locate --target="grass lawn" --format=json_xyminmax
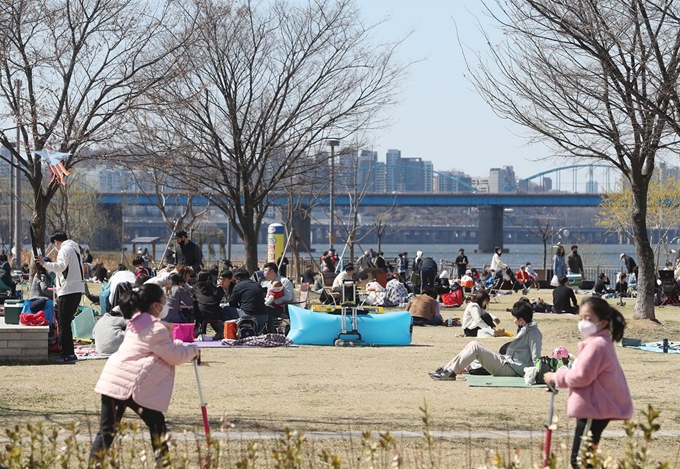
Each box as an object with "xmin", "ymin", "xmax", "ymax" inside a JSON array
[{"xmin": 2, "ymin": 286, "xmax": 680, "ymax": 467}]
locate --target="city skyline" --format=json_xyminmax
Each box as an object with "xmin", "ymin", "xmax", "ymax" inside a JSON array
[{"xmin": 356, "ymin": 0, "xmax": 569, "ymax": 178}]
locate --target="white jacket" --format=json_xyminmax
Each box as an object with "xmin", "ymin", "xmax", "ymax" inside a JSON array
[
  {"xmin": 43, "ymin": 239, "xmax": 85, "ymax": 297},
  {"xmin": 461, "ymin": 303, "xmax": 496, "ymax": 337},
  {"xmin": 490, "ymin": 253, "xmax": 507, "ymax": 272}
]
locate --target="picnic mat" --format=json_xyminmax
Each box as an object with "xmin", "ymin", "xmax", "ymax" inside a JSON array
[
  {"xmin": 465, "ymin": 375, "xmax": 547, "ymax": 388},
  {"xmin": 621, "ymin": 340, "xmax": 680, "ymax": 354},
  {"xmin": 185, "ymin": 334, "xmax": 298, "ymax": 348},
  {"xmin": 74, "ymin": 346, "xmax": 110, "ymax": 360}
]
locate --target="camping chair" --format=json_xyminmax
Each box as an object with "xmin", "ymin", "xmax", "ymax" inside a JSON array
[
  {"xmin": 321, "ymin": 272, "xmax": 340, "ymax": 305},
  {"xmin": 72, "ymin": 306, "xmax": 97, "ymax": 341},
  {"xmin": 659, "ymin": 270, "xmax": 680, "ymax": 306},
  {"xmin": 268, "ymin": 283, "xmax": 310, "ymax": 335}
]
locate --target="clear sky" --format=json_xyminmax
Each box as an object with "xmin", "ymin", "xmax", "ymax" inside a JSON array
[{"xmin": 357, "ymin": 0, "xmax": 557, "ymax": 180}]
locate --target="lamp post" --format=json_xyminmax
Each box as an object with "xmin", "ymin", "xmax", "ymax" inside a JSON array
[{"xmin": 328, "ymin": 139, "xmax": 340, "ymax": 250}]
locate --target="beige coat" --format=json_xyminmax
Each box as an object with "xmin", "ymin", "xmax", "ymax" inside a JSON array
[{"xmin": 94, "ymin": 312, "xmax": 199, "ymax": 412}]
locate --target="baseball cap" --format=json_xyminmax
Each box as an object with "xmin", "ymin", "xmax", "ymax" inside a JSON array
[
  {"xmin": 175, "ymin": 230, "xmax": 188, "ymax": 238},
  {"xmin": 620, "ymin": 253, "xmax": 626, "ymax": 259}
]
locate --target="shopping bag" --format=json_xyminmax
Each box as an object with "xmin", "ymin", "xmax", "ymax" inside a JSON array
[
  {"xmin": 550, "ymin": 274, "xmax": 559, "ymax": 287},
  {"xmin": 172, "ymin": 323, "xmax": 195, "ymax": 342}
]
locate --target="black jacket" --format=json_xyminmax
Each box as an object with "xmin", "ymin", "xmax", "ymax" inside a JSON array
[
  {"xmin": 229, "ymin": 279, "xmax": 266, "ymax": 315},
  {"xmin": 193, "ymin": 281, "xmax": 223, "ymax": 321},
  {"xmin": 175, "ymin": 239, "xmax": 203, "ymax": 273}
]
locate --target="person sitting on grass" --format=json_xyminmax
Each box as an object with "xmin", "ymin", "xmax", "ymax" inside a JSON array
[
  {"xmin": 461, "ymin": 291, "xmax": 503, "ymax": 337},
  {"xmin": 428, "ymin": 300, "xmax": 542, "ymax": 381},
  {"xmin": 406, "ymin": 287, "xmax": 443, "ymax": 326},
  {"xmin": 552, "ymin": 276, "xmax": 578, "ymax": 314}
]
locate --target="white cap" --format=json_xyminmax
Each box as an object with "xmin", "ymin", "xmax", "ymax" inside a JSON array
[
  {"xmin": 620, "ymin": 253, "xmax": 626, "ymax": 259},
  {"xmin": 439, "ymin": 270, "xmax": 450, "ymax": 279},
  {"xmin": 465, "ymin": 269, "xmax": 472, "ymax": 275}
]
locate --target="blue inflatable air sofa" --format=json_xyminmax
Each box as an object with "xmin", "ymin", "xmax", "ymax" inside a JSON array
[{"xmin": 286, "ymin": 305, "xmax": 412, "ymax": 346}]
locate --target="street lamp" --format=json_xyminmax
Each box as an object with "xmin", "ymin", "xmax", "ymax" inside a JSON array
[{"xmin": 328, "ymin": 139, "xmax": 340, "ymax": 250}]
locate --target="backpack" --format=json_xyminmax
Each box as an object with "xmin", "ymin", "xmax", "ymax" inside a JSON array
[
  {"xmin": 237, "ymin": 316, "xmax": 259, "ymax": 339},
  {"xmin": 440, "ymin": 289, "xmax": 464, "ymax": 307},
  {"xmin": 534, "ymin": 356, "xmax": 560, "ymax": 384}
]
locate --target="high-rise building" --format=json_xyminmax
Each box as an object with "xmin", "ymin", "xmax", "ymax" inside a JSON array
[
  {"xmin": 385, "ymin": 149, "xmax": 401, "ymax": 193},
  {"xmin": 488, "ymin": 166, "xmax": 516, "ymax": 193},
  {"xmin": 435, "ymin": 170, "xmax": 473, "ymax": 193}
]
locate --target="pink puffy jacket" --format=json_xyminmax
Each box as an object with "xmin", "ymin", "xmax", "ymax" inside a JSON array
[
  {"xmin": 94, "ymin": 312, "xmax": 199, "ymax": 413},
  {"xmin": 555, "ymin": 329, "xmax": 633, "ymax": 420}
]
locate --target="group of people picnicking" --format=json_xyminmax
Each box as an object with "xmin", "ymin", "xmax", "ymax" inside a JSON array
[{"xmin": 14, "ymin": 230, "xmax": 643, "ymax": 468}]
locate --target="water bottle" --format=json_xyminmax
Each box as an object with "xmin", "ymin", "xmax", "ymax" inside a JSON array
[
  {"xmin": 447, "ymin": 316, "xmax": 453, "ymax": 327},
  {"xmin": 663, "ymin": 338, "xmax": 669, "ymax": 353}
]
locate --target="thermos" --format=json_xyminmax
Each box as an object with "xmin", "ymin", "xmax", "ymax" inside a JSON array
[{"xmin": 663, "ymin": 338, "xmax": 669, "ymax": 353}]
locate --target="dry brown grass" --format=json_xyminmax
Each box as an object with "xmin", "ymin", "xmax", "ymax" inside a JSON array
[{"xmin": 2, "ymin": 287, "xmax": 680, "ymax": 466}]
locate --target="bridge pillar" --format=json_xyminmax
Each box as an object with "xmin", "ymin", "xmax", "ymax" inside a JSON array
[
  {"xmin": 478, "ymin": 205, "xmax": 504, "ymax": 253},
  {"xmin": 284, "ymin": 205, "xmax": 312, "ymax": 252}
]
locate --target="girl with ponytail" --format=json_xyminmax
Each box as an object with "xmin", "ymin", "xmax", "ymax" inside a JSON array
[
  {"xmin": 544, "ymin": 296, "xmax": 632, "ymax": 468},
  {"xmin": 90, "ymin": 283, "xmax": 200, "ymax": 466}
]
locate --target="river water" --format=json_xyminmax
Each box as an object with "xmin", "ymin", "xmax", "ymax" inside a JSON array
[{"xmin": 196, "ymin": 243, "xmax": 658, "ymax": 271}]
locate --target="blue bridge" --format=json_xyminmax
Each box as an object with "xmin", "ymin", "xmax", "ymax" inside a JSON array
[
  {"xmin": 100, "ymin": 192, "xmax": 602, "ymax": 207},
  {"xmin": 100, "ymin": 192, "xmax": 603, "ymax": 253}
]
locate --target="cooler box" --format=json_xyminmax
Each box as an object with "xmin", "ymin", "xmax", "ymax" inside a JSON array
[
  {"xmin": 4, "ymin": 302, "xmax": 24, "ymax": 325},
  {"xmin": 567, "ymin": 273, "xmax": 583, "ymax": 287}
]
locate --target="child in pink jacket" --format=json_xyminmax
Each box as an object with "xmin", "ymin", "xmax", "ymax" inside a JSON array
[
  {"xmin": 89, "ymin": 283, "xmax": 200, "ymax": 467},
  {"xmin": 544, "ymin": 296, "xmax": 633, "ymax": 469}
]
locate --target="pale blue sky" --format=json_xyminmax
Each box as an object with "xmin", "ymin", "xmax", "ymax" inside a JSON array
[{"xmin": 358, "ymin": 0, "xmax": 557, "ymax": 180}]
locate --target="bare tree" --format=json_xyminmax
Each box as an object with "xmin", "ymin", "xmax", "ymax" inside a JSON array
[
  {"xmin": 521, "ymin": 217, "xmax": 560, "ymax": 280},
  {"xmin": 145, "ymin": 0, "xmax": 408, "ymax": 272},
  {"xmin": 463, "ymin": 0, "xmax": 680, "ymax": 320},
  {"xmin": 0, "ymin": 0, "xmax": 191, "ymax": 253},
  {"xmin": 46, "ymin": 173, "xmax": 111, "ymax": 247}
]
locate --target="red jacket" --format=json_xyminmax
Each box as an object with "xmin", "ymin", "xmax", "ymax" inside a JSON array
[{"xmin": 516, "ymin": 269, "xmax": 530, "ymax": 283}]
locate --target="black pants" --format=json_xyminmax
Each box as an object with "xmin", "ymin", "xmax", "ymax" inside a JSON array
[
  {"xmin": 421, "ymin": 269, "xmax": 437, "ymax": 290},
  {"xmin": 571, "ymin": 418, "xmax": 609, "ymax": 469},
  {"xmin": 57, "ymin": 292, "xmax": 82, "ymax": 357},
  {"xmin": 90, "ymin": 395, "xmax": 169, "ymax": 466}
]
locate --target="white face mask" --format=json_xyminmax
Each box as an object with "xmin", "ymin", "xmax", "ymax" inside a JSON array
[
  {"xmin": 158, "ymin": 303, "xmax": 169, "ymax": 320},
  {"xmin": 578, "ymin": 320, "xmax": 598, "ymax": 338}
]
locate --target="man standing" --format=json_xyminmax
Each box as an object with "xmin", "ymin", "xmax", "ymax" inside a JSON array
[
  {"xmin": 454, "ymin": 249, "xmax": 469, "ymax": 279},
  {"xmin": 36, "ymin": 231, "xmax": 84, "ymax": 364},
  {"xmin": 174, "ymin": 230, "xmax": 203, "ymax": 274},
  {"xmin": 566, "ymin": 245, "xmax": 585, "ymax": 280},
  {"xmin": 420, "ymin": 255, "xmax": 438, "ymax": 290},
  {"xmin": 620, "ymin": 253, "xmax": 637, "ymax": 275}
]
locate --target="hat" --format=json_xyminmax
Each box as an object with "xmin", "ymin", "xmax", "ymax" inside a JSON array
[
  {"xmin": 620, "ymin": 253, "xmax": 626, "ymax": 259},
  {"xmin": 175, "ymin": 230, "xmax": 188, "ymax": 238},
  {"xmin": 459, "ymin": 248, "xmax": 464, "ymax": 252},
  {"xmin": 465, "ymin": 269, "xmax": 472, "ymax": 275},
  {"xmin": 439, "ymin": 270, "xmax": 450, "ymax": 279}
]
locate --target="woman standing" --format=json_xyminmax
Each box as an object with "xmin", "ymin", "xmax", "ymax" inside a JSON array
[{"xmin": 553, "ymin": 245, "xmax": 568, "ymax": 278}]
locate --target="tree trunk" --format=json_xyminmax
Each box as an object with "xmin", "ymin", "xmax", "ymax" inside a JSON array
[
  {"xmin": 542, "ymin": 241, "xmax": 548, "ymax": 280},
  {"xmin": 30, "ymin": 191, "xmax": 52, "ymax": 257},
  {"xmin": 631, "ymin": 182, "xmax": 656, "ymax": 321}
]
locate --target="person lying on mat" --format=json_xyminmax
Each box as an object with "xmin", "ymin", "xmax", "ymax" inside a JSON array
[
  {"xmin": 461, "ymin": 291, "xmax": 503, "ymax": 337},
  {"xmin": 429, "ymin": 301, "xmax": 541, "ymax": 381}
]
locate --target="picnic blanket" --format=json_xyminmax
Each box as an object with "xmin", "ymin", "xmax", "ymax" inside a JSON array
[
  {"xmin": 74, "ymin": 345, "xmax": 110, "ymax": 360},
  {"xmin": 621, "ymin": 340, "xmax": 680, "ymax": 354},
  {"xmin": 465, "ymin": 374, "xmax": 547, "ymax": 388},
  {"xmin": 184, "ymin": 334, "xmax": 297, "ymax": 348}
]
